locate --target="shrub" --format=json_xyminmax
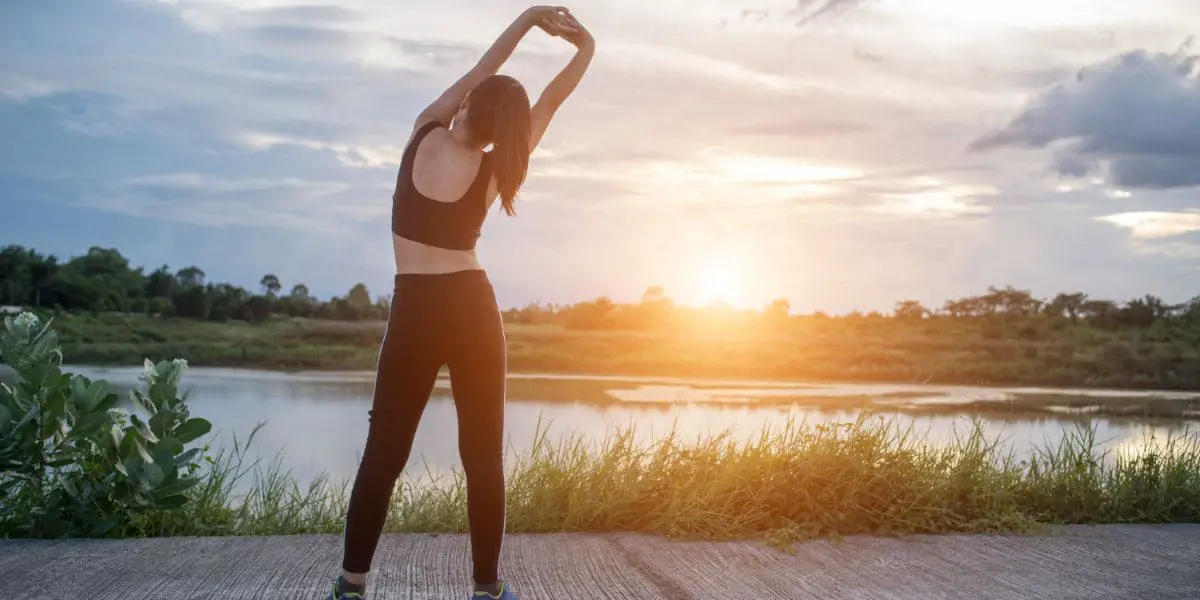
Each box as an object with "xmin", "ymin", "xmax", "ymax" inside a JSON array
[{"xmin": 0, "ymin": 312, "xmax": 212, "ymax": 537}]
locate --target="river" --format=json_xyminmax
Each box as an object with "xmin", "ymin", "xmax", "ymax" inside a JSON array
[{"xmin": 59, "ymin": 365, "xmax": 1200, "ymax": 492}]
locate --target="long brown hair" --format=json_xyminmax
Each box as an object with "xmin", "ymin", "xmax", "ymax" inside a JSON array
[{"xmin": 465, "ymin": 74, "xmax": 531, "ymax": 216}]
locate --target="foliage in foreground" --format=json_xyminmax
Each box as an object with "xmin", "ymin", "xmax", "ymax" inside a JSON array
[
  {"xmin": 0, "ymin": 313, "xmax": 212, "ymax": 537},
  {"xmin": 2, "ymin": 313, "xmax": 1199, "ymax": 543}
]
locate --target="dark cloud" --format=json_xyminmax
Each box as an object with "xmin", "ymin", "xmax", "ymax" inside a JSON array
[{"xmin": 970, "ymin": 44, "xmax": 1200, "ymax": 189}]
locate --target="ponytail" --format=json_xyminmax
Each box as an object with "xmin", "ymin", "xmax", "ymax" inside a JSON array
[{"xmin": 491, "ymin": 83, "xmax": 532, "ymax": 216}]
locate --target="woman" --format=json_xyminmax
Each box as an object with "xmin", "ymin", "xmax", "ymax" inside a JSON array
[{"xmin": 326, "ymin": 6, "xmax": 594, "ymax": 600}]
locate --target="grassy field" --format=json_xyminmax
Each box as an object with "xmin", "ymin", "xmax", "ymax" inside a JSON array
[{"xmin": 45, "ymin": 312, "xmax": 1200, "ymax": 391}]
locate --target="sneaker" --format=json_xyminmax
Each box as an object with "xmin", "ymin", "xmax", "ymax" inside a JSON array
[
  {"xmin": 327, "ymin": 576, "xmax": 365, "ymax": 600},
  {"xmin": 472, "ymin": 581, "xmax": 519, "ymax": 599}
]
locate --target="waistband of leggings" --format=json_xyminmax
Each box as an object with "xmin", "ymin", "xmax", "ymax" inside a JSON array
[{"xmin": 393, "ymin": 268, "xmax": 491, "ymax": 289}]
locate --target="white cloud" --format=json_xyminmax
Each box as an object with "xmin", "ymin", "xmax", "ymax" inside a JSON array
[
  {"xmin": 85, "ymin": 172, "xmax": 379, "ymax": 233},
  {"xmin": 0, "ymin": 74, "xmax": 57, "ymax": 102},
  {"xmin": 1097, "ymin": 211, "xmax": 1200, "ymax": 238},
  {"xmin": 233, "ymin": 132, "xmax": 406, "ymax": 169}
]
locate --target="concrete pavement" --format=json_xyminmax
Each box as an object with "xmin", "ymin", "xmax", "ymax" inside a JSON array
[{"xmin": 2, "ymin": 525, "xmax": 1199, "ymax": 599}]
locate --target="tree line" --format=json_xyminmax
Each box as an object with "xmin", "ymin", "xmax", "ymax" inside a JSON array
[
  {"xmin": 506, "ymin": 286, "xmax": 1200, "ymax": 336},
  {"xmin": 3, "ymin": 244, "xmax": 1198, "ymax": 336},
  {"xmin": 0, "ymin": 245, "xmax": 387, "ymax": 322}
]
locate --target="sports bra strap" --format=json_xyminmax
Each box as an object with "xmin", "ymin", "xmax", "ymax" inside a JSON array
[{"xmin": 401, "ymin": 121, "xmax": 444, "ymax": 172}]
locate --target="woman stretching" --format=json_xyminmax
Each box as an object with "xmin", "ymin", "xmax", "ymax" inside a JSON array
[{"xmin": 326, "ymin": 6, "xmax": 594, "ymax": 600}]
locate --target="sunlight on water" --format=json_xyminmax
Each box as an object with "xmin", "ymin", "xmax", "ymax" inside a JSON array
[{"xmin": 64, "ymin": 366, "xmax": 1200, "ymax": 491}]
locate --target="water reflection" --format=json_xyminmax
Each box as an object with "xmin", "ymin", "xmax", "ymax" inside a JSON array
[{"xmin": 62, "ymin": 366, "xmax": 1200, "ymax": 492}]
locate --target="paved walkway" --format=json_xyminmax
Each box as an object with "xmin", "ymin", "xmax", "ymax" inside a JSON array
[{"xmin": 2, "ymin": 525, "xmax": 1199, "ymax": 599}]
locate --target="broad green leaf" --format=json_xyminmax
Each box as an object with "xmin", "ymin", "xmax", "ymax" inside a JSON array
[
  {"xmin": 174, "ymin": 418, "xmax": 212, "ymax": 444},
  {"xmin": 153, "ymin": 436, "xmax": 184, "ymax": 456},
  {"xmin": 69, "ymin": 376, "xmax": 88, "ymax": 406},
  {"xmin": 72, "ymin": 412, "xmax": 112, "ymax": 435},
  {"xmin": 149, "ymin": 410, "xmax": 175, "ymax": 439},
  {"xmin": 93, "ymin": 393, "xmax": 120, "ymax": 413},
  {"xmin": 129, "ymin": 414, "xmax": 159, "ymax": 444},
  {"xmin": 133, "ymin": 438, "xmax": 154, "ymax": 465},
  {"xmin": 153, "ymin": 494, "xmax": 189, "ymax": 509},
  {"xmin": 118, "ymin": 429, "xmax": 139, "ymax": 460},
  {"xmin": 85, "ymin": 380, "xmax": 109, "ymax": 411},
  {"xmin": 13, "ymin": 403, "xmax": 39, "ymax": 431},
  {"xmin": 141, "ymin": 461, "xmax": 165, "ymax": 487},
  {"xmin": 175, "ymin": 448, "xmax": 201, "ymax": 466},
  {"xmin": 152, "ymin": 447, "xmax": 177, "ymax": 476},
  {"xmin": 23, "ymin": 362, "xmax": 61, "ymax": 391},
  {"xmin": 129, "ymin": 391, "xmax": 153, "ymax": 417},
  {"xmin": 154, "ymin": 477, "xmax": 200, "ymax": 497}
]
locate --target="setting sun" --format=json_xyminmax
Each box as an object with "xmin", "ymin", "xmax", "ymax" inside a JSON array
[{"xmin": 696, "ymin": 260, "xmax": 741, "ymax": 306}]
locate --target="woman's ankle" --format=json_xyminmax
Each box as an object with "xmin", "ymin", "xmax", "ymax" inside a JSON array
[{"xmin": 341, "ymin": 571, "xmax": 367, "ymax": 586}]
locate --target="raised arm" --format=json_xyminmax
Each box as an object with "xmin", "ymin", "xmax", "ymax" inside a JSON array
[
  {"xmin": 415, "ymin": 6, "xmax": 571, "ymax": 129},
  {"xmin": 529, "ymin": 14, "xmax": 595, "ymax": 152}
]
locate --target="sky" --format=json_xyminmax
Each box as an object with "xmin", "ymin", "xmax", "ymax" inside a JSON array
[{"xmin": 1, "ymin": 0, "xmax": 1198, "ymax": 313}]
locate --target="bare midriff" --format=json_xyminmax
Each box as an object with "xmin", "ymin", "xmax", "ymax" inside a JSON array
[{"xmin": 392, "ymin": 233, "xmax": 484, "ymax": 274}]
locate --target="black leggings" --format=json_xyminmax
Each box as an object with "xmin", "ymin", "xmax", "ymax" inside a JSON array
[{"xmin": 341, "ymin": 269, "xmax": 508, "ymax": 584}]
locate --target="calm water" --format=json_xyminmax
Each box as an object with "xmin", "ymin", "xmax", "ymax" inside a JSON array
[{"xmin": 64, "ymin": 366, "xmax": 1200, "ymax": 490}]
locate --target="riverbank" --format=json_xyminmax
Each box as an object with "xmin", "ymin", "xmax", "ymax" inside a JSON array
[
  {"xmin": 43, "ymin": 313, "xmax": 1200, "ymax": 391},
  {"xmin": 4, "ymin": 525, "xmax": 1198, "ymax": 599},
  {"xmin": 4, "ymin": 316, "xmax": 1200, "ymax": 560}
]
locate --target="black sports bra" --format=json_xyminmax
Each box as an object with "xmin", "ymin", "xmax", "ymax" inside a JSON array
[{"xmin": 391, "ymin": 121, "xmax": 493, "ymax": 251}]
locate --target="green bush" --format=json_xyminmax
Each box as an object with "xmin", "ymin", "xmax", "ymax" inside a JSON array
[{"xmin": 0, "ymin": 312, "xmax": 212, "ymax": 537}]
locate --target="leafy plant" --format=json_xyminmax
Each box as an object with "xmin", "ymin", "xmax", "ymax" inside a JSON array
[{"xmin": 0, "ymin": 312, "xmax": 212, "ymax": 537}]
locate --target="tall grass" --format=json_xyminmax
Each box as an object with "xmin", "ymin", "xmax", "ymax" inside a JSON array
[{"xmin": 123, "ymin": 414, "xmax": 1200, "ymax": 543}]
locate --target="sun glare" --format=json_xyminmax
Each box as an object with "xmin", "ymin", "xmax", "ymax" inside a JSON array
[{"xmin": 696, "ymin": 260, "xmax": 741, "ymax": 306}]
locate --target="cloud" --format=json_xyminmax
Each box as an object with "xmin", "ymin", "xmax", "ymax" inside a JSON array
[
  {"xmin": 971, "ymin": 44, "xmax": 1200, "ymax": 189},
  {"xmin": 789, "ymin": 0, "xmax": 874, "ymax": 27},
  {"xmin": 233, "ymin": 132, "xmax": 407, "ymax": 169},
  {"xmin": 8, "ymin": 0, "xmax": 1200, "ymax": 312},
  {"xmin": 78, "ymin": 172, "xmax": 380, "ymax": 233},
  {"xmin": 0, "ymin": 74, "xmax": 57, "ymax": 103},
  {"xmin": 1096, "ymin": 210, "xmax": 1200, "ymax": 238}
]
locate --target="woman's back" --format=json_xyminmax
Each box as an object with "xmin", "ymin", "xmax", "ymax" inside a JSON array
[{"xmin": 391, "ymin": 122, "xmax": 498, "ymax": 274}]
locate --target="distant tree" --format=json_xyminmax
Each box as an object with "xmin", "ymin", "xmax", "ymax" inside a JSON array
[
  {"xmin": 1046, "ymin": 292, "xmax": 1088, "ymax": 321},
  {"xmin": 175, "ymin": 266, "xmax": 205, "ymax": 288},
  {"xmin": 289, "ymin": 283, "xmax": 310, "ymax": 301},
  {"xmin": 260, "ymin": 273, "xmax": 282, "ymax": 297},
  {"xmin": 145, "ymin": 265, "xmax": 175, "ymax": 299},
  {"xmin": 894, "ymin": 300, "xmax": 928, "ymax": 320},
  {"xmin": 347, "ymin": 283, "xmax": 372, "ymax": 311}
]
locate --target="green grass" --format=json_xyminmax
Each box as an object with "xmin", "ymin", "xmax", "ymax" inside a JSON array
[
  {"xmin": 111, "ymin": 414, "xmax": 1200, "ymax": 545},
  {"xmin": 43, "ymin": 312, "xmax": 1200, "ymax": 391}
]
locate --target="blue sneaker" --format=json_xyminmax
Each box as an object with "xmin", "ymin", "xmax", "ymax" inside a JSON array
[
  {"xmin": 472, "ymin": 581, "xmax": 518, "ymax": 599},
  {"xmin": 326, "ymin": 576, "xmax": 365, "ymax": 600}
]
